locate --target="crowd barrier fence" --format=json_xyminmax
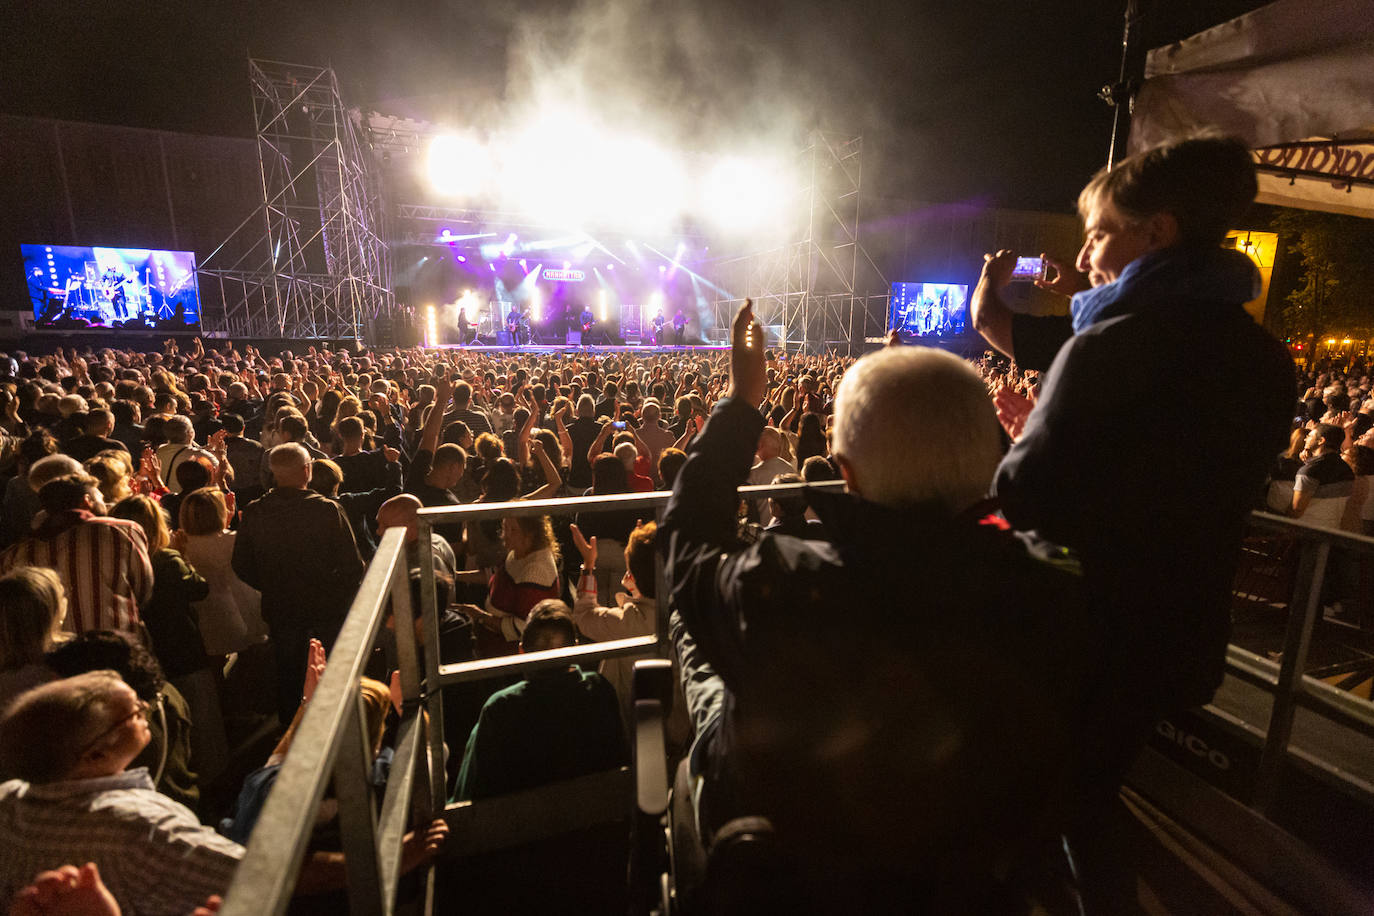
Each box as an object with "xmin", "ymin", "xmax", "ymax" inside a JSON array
[{"xmin": 216, "ymin": 496, "xmax": 1374, "ymax": 915}]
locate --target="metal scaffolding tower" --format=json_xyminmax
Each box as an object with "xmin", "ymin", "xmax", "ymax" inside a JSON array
[
  {"xmin": 706, "ymin": 129, "xmax": 885, "ymax": 353},
  {"xmin": 199, "ymin": 59, "xmax": 393, "ymax": 340}
]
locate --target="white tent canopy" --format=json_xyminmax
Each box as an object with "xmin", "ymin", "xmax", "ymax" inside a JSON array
[{"xmin": 1127, "ymin": 0, "xmax": 1374, "ymax": 217}]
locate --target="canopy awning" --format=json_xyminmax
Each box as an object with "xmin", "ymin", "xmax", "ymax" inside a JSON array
[{"xmin": 1127, "ymin": 0, "xmax": 1374, "ymax": 217}]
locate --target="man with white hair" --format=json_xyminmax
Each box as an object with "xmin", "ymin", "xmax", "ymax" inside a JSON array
[
  {"xmin": 614, "ymin": 441, "xmax": 652, "ymax": 492},
  {"xmin": 232, "ymin": 443, "xmax": 364, "ymax": 724},
  {"xmin": 746, "ymin": 426, "xmax": 793, "ymax": 526},
  {"xmin": 660, "ymin": 302, "xmax": 1097, "ymax": 907},
  {"xmin": 156, "ymin": 414, "xmax": 218, "ymax": 494},
  {"xmin": 635, "ymin": 399, "xmax": 676, "ymax": 482}
]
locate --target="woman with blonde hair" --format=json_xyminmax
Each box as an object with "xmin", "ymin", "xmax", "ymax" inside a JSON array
[
  {"xmin": 84, "ymin": 453, "xmax": 134, "ymax": 507},
  {"xmin": 327, "ymin": 394, "xmax": 365, "ymax": 454},
  {"xmin": 0, "ymin": 566, "xmax": 67, "ymax": 711},
  {"xmin": 111, "ymin": 494, "xmax": 227, "ymax": 779},
  {"xmin": 178, "ymin": 487, "xmax": 265, "ymax": 657}
]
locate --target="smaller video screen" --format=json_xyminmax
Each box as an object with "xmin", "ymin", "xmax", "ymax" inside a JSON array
[
  {"xmin": 23, "ymin": 244, "xmax": 201, "ymax": 329},
  {"xmin": 1010, "ymin": 256, "xmax": 1045, "ymax": 281},
  {"xmin": 889, "ymin": 282, "xmax": 968, "ymax": 342}
]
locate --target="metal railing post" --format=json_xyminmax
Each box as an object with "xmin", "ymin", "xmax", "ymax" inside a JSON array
[
  {"xmin": 218, "ymin": 528, "xmax": 415, "ymax": 916},
  {"xmin": 333, "ymin": 689, "xmax": 386, "ymax": 915},
  {"xmin": 386, "ymin": 540, "xmax": 431, "ymax": 820},
  {"xmin": 653, "ymin": 505, "xmax": 671, "ymax": 658},
  {"xmin": 1253, "ymin": 537, "xmax": 1330, "ymax": 813},
  {"xmin": 417, "ymin": 517, "xmax": 447, "ymax": 811}
]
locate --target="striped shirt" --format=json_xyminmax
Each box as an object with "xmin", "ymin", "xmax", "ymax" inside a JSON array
[
  {"xmin": 0, "ymin": 768, "xmax": 243, "ymax": 916},
  {"xmin": 0, "ymin": 513, "xmax": 153, "ymax": 635}
]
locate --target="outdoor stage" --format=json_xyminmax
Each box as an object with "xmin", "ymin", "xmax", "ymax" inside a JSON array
[{"xmin": 429, "ymin": 343, "xmax": 728, "ymax": 354}]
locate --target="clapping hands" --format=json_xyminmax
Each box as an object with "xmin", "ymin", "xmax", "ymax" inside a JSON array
[
  {"xmin": 993, "ymin": 386, "xmax": 1036, "ymax": 442},
  {"xmin": 569, "ymin": 523, "xmax": 598, "ymax": 569}
]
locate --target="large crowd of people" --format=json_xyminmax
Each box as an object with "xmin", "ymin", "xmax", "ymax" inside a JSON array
[{"xmin": 0, "ymin": 134, "xmax": 1371, "ymax": 913}]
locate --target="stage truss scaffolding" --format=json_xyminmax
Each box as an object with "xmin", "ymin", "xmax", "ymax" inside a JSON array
[
  {"xmin": 199, "ymin": 59, "xmax": 393, "ymax": 340},
  {"xmin": 705, "ymin": 129, "xmax": 888, "ymax": 354}
]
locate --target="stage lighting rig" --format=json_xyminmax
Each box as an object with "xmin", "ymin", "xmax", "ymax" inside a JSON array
[{"xmin": 427, "ymin": 133, "xmax": 493, "ymax": 198}]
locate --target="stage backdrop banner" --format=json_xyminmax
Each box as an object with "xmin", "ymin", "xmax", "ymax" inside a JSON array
[{"xmin": 1127, "ymin": 0, "xmax": 1374, "ymax": 219}]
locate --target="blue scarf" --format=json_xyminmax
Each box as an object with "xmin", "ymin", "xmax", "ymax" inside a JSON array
[{"xmin": 1069, "ymin": 246, "xmax": 1261, "ymax": 335}]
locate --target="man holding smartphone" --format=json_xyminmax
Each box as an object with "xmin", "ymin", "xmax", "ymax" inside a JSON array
[{"xmin": 993, "ymin": 136, "xmax": 1294, "ymax": 909}]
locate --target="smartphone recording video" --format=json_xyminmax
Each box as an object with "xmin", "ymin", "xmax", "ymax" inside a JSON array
[{"xmin": 1010, "ymin": 256, "xmax": 1048, "ymax": 283}]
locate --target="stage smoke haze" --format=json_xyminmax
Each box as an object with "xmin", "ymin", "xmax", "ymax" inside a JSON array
[{"xmin": 399, "ymin": 0, "xmax": 890, "ymax": 244}]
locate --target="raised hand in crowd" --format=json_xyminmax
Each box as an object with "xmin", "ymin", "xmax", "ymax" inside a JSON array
[
  {"xmin": 993, "ymin": 386, "xmax": 1036, "ymax": 442},
  {"xmin": 8, "ymin": 863, "xmax": 119, "ymax": 916},
  {"xmin": 302, "ymin": 637, "xmax": 327, "ymax": 705},
  {"xmin": 728, "ymin": 300, "xmax": 767, "ymax": 408},
  {"xmin": 568, "ymin": 522, "xmax": 598, "ymax": 571}
]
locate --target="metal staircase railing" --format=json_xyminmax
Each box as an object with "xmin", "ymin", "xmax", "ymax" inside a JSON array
[{"xmin": 217, "ymin": 494, "xmax": 1374, "ymax": 913}]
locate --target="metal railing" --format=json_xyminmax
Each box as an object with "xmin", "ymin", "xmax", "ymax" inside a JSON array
[
  {"xmin": 218, "ymin": 480, "xmax": 842, "ymax": 915},
  {"xmin": 412, "ymin": 481, "xmax": 846, "ymax": 810},
  {"xmin": 1220, "ymin": 512, "xmax": 1374, "ymax": 812},
  {"xmin": 218, "ymin": 491, "xmax": 1374, "ymax": 914},
  {"xmin": 218, "ymin": 526, "xmax": 433, "ymax": 916}
]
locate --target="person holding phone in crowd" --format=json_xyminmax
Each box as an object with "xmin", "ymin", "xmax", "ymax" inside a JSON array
[{"xmin": 991, "ymin": 135, "xmax": 1295, "ymax": 909}]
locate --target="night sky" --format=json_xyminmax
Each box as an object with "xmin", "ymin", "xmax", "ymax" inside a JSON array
[{"xmin": 2, "ymin": 0, "xmax": 1269, "ymax": 212}]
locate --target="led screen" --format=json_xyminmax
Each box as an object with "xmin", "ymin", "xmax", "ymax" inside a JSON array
[
  {"xmin": 888, "ymin": 282, "xmax": 968, "ymax": 341},
  {"xmin": 23, "ymin": 244, "xmax": 201, "ymax": 329}
]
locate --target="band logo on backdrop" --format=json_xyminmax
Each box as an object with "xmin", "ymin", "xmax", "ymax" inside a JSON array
[{"xmin": 1255, "ymin": 142, "xmax": 1374, "ymax": 187}]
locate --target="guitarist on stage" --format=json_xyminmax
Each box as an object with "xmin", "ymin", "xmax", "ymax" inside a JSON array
[
  {"xmin": 672, "ymin": 308, "xmax": 688, "ymax": 346},
  {"xmin": 579, "ymin": 305, "xmax": 595, "ymax": 345},
  {"xmin": 456, "ymin": 307, "xmax": 473, "ymax": 345},
  {"xmin": 651, "ymin": 308, "xmax": 667, "ymax": 346}
]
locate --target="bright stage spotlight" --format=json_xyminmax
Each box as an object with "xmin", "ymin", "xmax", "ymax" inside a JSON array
[
  {"xmin": 427, "ymin": 133, "xmax": 493, "ymax": 198},
  {"xmin": 701, "ymin": 155, "xmax": 795, "ymax": 233},
  {"xmin": 502, "ymin": 107, "xmax": 606, "ymax": 225},
  {"xmin": 598, "ymin": 289, "xmax": 609, "ymax": 321},
  {"xmin": 600, "ymin": 139, "xmax": 688, "ymax": 229}
]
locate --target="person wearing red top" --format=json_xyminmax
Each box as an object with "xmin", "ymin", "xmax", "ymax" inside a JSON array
[
  {"xmin": 466, "ymin": 514, "xmax": 561, "ymax": 656},
  {"xmin": 617, "ymin": 442, "xmax": 653, "ymax": 492}
]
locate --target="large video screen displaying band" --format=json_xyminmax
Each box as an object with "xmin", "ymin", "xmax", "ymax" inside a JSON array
[
  {"xmin": 23, "ymin": 244, "xmax": 202, "ymax": 329},
  {"xmin": 889, "ymin": 282, "xmax": 968, "ymax": 341}
]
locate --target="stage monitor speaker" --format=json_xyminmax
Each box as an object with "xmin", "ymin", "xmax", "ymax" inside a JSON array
[{"xmin": 565, "ymin": 330, "xmax": 582, "ymax": 346}]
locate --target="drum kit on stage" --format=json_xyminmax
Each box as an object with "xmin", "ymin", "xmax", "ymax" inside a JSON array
[{"xmin": 51, "ymin": 263, "xmax": 184, "ymax": 324}]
